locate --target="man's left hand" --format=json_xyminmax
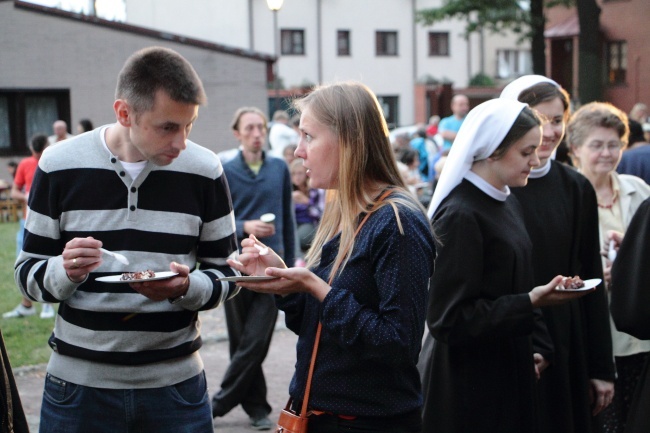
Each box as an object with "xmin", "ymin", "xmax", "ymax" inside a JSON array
[{"xmin": 129, "ymin": 262, "xmax": 190, "ymax": 302}]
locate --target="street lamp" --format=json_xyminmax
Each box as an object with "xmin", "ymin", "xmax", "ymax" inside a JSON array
[{"xmin": 267, "ymin": 0, "xmax": 284, "ymax": 112}]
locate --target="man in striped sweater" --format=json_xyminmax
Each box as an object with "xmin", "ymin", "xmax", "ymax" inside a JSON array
[{"xmin": 14, "ymin": 46, "xmax": 240, "ymax": 433}]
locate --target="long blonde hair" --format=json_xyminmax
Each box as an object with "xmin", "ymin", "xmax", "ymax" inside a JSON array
[{"xmin": 293, "ymin": 82, "xmax": 428, "ymax": 279}]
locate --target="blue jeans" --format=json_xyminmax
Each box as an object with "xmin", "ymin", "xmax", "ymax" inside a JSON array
[
  {"xmin": 16, "ymin": 218, "xmax": 24, "ymax": 258},
  {"xmin": 40, "ymin": 372, "xmax": 213, "ymax": 433}
]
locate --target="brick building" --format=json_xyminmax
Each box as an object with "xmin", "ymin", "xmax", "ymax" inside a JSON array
[{"xmin": 545, "ymin": 0, "xmax": 650, "ymax": 112}]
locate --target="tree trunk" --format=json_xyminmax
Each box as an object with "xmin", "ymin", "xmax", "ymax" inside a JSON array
[
  {"xmin": 577, "ymin": 0, "xmax": 602, "ymax": 103},
  {"xmin": 530, "ymin": 0, "xmax": 545, "ymax": 75}
]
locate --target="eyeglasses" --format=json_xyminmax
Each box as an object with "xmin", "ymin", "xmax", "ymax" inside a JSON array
[{"xmin": 585, "ymin": 141, "xmax": 622, "ymax": 153}]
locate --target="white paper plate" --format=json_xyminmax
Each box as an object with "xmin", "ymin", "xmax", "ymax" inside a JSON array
[
  {"xmin": 217, "ymin": 276, "xmax": 278, "ymax": 282},
  {"xmin": 96, "ymin": 271, "xmax": 178, "ymax": 283},
  {"xmin": 555, "ymin": 278, "xmax": 601, "ymax": 292}
]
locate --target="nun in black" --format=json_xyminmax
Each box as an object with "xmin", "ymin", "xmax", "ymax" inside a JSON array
[
  {"xmin": 420, "ymin": 98, "xmax": 595, "ymax": 433},
  {"xmin": 610, "ymin": 198, "xmax": 650, "ymax": 433},
  {"xmin": 501, "ymin": 75, "xmax": 615, "ymax": 433}
]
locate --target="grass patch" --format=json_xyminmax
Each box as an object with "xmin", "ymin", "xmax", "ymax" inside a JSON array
[{"xmin": 0, "ymin": 222, "xmax": 54, "ymax": 367}]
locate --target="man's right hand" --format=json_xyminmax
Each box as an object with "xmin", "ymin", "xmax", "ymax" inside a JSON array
[
  {"xmin": 62, "ymin": 237, "xmax": 103, "ymax": 282},
  {"xmin": 243, "ymin": 220, "xmax": 276, "ymax": 238}
]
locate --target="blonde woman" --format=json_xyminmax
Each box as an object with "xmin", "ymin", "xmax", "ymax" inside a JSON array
[
  {"xmin": 568, "ymin": 102, "xmax": 650, "ymax": 433},
  {"xmin": 229, "ymin": 82, "xmax": 435, "ymax": 433}
]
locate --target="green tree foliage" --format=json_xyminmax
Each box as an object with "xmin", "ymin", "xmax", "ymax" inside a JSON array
[
  {"xmin": 417, "ymin": 0, "xmax": 530, "ymax": 36},
  {"xmin": 416, "ymin": 0, "xmax": 603, "ymax": 102}
]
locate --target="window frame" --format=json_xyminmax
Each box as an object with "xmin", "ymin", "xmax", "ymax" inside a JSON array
[
  {"xmin": 0, "ymin": 89, "xmax": 70, "ymax": 157},
  {"xmin": 281, "ymin": 29, "xmax": 306, "ymax": 56},
  {"xmin": 337, "ymin": 30, "xmax": 351, "ymax": 56},
  {"xmin": 428, "ymin": 32, "xmax": 449, "ymax": 57},
  {"xmin": 496, "ymin": 49, "xmax": 533, "ymax": 79},
  {"xmin": 606, "ymin": 40, "xmax": 627, "ymax": 86},
  {"xmin": 375, "ymin": 31, "xmax": 398, "ymax": 57},
  {"xmin": 376, "ymin": 95, "xmax": 399, "ymax": 128}
]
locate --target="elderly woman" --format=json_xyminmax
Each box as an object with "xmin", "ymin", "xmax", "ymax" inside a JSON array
[
  {"xmin": 421, "ymin": 99, "xmax": 593, "ymax": 433},
  {"xmin": 501, "ymin": 76, "xmax": 615, "ymax": 433},
  {"xmin": 567, "ymin": 102, "xmax": 650, "ymax": 433}
]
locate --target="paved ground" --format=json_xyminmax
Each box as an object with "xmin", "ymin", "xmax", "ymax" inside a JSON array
[{"xmin": 13, "ymin": 307, "xmax": 298, "ymax": 432}]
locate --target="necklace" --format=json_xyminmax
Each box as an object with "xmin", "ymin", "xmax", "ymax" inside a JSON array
[{"xmin": 597, "ymin": 190, "xmax": 618, "ymax": 209}]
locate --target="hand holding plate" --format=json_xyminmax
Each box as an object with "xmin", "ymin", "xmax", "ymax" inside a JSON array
[
  {"xmin": 529, "ymin": 275, "xmax": 598, "ymax": 308},
  {"xmin": 128, "ymin": 262, "xmax": 190, "ymax": 302}
]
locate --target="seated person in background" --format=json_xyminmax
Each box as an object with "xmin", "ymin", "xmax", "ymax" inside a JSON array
[
  {"xmin": 396, "ymin": 147, "xmax": 423, "ymax": 185},
  {"xmin": 409, "ymin": 127, "xmax": 431, "ymax": 181},
  {"xmin": 426, "ymin": 115, "xmax": 440, "ymax": 138},
  {"xmin": 396, "ymin": 147, "xmax": 431, "ymax": 206},
  {"xmin": 283, "ymin": 143, "xmax": 298, "ymax": 167},
  {"xmin": 6, "ymin": 160, "xmax": 18, "ymax": 180},
  {"xmin": 392, "ymin": 132, "xmax": 410, "ymax": 151},
  {"xmin": 290, "ymin": 158, "xmax": 324, "ymax": 253},
  {"xmin": 48, "ymin": 120, "xmax": 73, "ymax": 145},
  {"xmin": 269, "ymin": 109, "xmax": 299, "ymax": 159},
  {"xmin": 77, "ymin": 118, "xmax": 94, "ymax": 134}
]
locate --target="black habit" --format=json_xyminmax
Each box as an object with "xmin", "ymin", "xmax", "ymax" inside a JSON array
[
  {"xmin": 611, "ymin": 197, "xmax": 650, "ymax": 433},
  {"xmin": 512, "ymin": 161, "xmax": 615, "ymax": 433},
  {"xmin": 421, "ymin": 180, "xmax": 545, "ymax": 433},
  {"xmin": 0, "ymin": 330, "xmax": 29, "ymax": 433}
]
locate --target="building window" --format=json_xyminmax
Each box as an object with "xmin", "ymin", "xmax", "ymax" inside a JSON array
[
  {"xmin": 337, "ymin": 30, "xmax": 351, "ymax": 56},
  {"xmin": 0, "ymin": 90, "xmax": 70, "ymax": 156},
  {"xmin": 377, "ymin": 95, "xmax": 399, "ymax": 129},
  {"xmin": 497, "ymin": 49, "xmax": 533, "ymax": 79},
  {"xmin": 606, "ymin": 41, "xmax": 627, "ymax": 85},
  {"xmin": 376, "ymin": 31, "xmax": 398, "ymax": 56},
  {"xmin": 281, "ymin": 29, "xmax": 305, "ymax": 55},
  {"xmin": 428, "ymin": 32, "xmax": 449, "ymax": 56}
]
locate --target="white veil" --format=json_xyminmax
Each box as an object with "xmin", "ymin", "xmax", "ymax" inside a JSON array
[{"xmin": 427, "ymin": 98, "xmax": 528, "ymax": 219}]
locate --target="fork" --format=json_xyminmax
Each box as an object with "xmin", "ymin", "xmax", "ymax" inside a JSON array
[{"xmin": 100, "ymin": 248, "xmax": 130, "ymax": 265}]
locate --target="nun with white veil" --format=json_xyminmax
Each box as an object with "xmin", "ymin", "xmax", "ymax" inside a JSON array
[
  {"xmin": 419, "ymin": 99, "xmax": 593, "ymax": 433},
  {"xmin": 502, "ymin": 75, "xmax": 615, "ymax": 433}
]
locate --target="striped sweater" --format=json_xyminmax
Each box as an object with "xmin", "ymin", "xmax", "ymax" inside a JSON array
[{"xmin": 14, "ymin": 127, "xmax": 239, "ymax": 389}]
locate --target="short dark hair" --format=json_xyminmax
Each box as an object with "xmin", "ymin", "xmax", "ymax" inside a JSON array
[
  {"xmin": 78, "ymin": 119, "xmax": 94, "ymax": 133},
  {"xmin": 31, "ymin": 134, "xmax": 48, "ymax": 153},
  {"xmin": 396, "ymin": 147, "xmax": 418, "ymax": 166},
  {"xmin": 115, "ymin": 46, "xmax": 207, "ymax": 114},
  {"xmin": 491, "ymin": 106, "xmax": 541, "ymax": 159},
  {"xmin": 628, "ymin": 119, "xmax": 645, "ymax": 146}
]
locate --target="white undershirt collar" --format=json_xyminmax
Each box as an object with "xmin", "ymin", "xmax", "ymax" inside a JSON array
[
  {"xmin": 464, "ymin": 170, "xmax": 510, "ymax": 202},
  {"xmin": 528, "ymin": 159, "xmax": 552, "ymax": 179},
  {"xmin": 100, "ymin": 126, "xmax": 147, "ymax": 179}
]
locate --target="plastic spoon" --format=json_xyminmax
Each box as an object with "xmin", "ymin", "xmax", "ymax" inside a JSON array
[
  {"xmin": 607, "ymin": 240, "xmax": 617, "ymax": 262},
  {"xmin": 100, "ymin": 248, "xmax": 130, "ymax": 265},
  {"xmin": 254, "ymin": 244, "xmax": 269, "ymax": 256}
]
